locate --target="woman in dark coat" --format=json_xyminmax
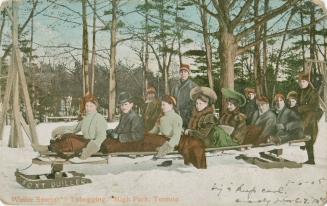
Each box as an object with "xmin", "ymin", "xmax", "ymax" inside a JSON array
[
  {"xmin": 211, "ymin": 88, "xmax": 248, "ymax": 147},
  {"xmin": 185, "ymin": 87, "xmax": 217, "ymax": 147}
]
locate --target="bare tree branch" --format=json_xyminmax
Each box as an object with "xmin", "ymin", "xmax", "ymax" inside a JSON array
[
  {"xmin": 231, "ymin": 0, "xmax": 254, "ymax": 29},
  {"xmin": 237, "ymin": 15, "xmax": 327, "ymax": 55},
  {"xmin": 236, "ymin": 0, "xmax": 300, "ymax": 41},
  {"xmin": 48, "ymin": 0, "xmax": 82, "ymax": 17},
  {"xmin": 1, "ymin": 0, "xmax": 39, "ymax": 62},
  {"xmin": 189, "ymin": 0, "xmax": 220, "ymax": 22}
]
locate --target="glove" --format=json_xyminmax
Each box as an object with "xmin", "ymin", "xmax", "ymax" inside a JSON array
[
  {"xmin": 80, "ymin": 141, "xmax": 100, "ymax": 160},
  {"xmin": 106, "ymin": 129, "xmax": 119, "ymax": 139},
  {"xmin": 184, "ymin": 129, "xmax": 191, "ymax": 135},
  {"xmin": 155, "ymin": 142, "xmax": 174, "ymax": 158},
  {"xmin": 111, "ymin": 132, "xmax": 118, "ymax": 139},
  {"xmin": 106, "ymin": 129, "xmax": 114, "ymax": 136},
  {"xmin": 268, "ymin": 135, "xmax": 281, "ymax": 145},
  {"xmin": 276, "ymin": 124, "xmax": 285, "ymax": 130}
]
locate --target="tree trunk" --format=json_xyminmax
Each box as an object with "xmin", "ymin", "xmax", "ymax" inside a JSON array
[
  {"xmin": 0, "ymin": 12, "xmax": 6, "ymax": 103},
  {"xmin": 90, "ymin": 0, "xmax": 96, "ymax": 95},
  {"xmin": 324, "ymin": 29, "xmax": 327, "ymax": 61},
  {"xmin": 176, "ymin": 0, "xmax": 183, "ymax": 66},
  {"xmin": 219, "ymin": 30, "xmax": 237, "ymax": 90},
  {"xmin": 262, "ymin": 0, "xmax": 269, "ymax": 97},
  {"xmin": 272, "ymin": 12, "xmax": 293, "ymax": 101},
  {"xmin": 309, "ymin": 5, "xmax": 316, "ymax": 77},
  {"xmin": 159, "ymin": 1, "xmax": 169, "ymax": 94},
  {"xmin": 253, "ymin": 0, "xmax": 263, "ymax": 96},
  {"xmin": 82, "ymin": 0, "xmax": 89, "ymax": 95},
  {"xmin": 300, "ymin": 12, "xmax": 306, "ymax": 70},
  {"xmin": 108, "ymin": 0, "xmax": 118, "ymax": 121},
  {"xmin": 200, "ymin": 0, "xmax": 214, "ymax": 89},
  {"xmin": 144, "ymin": 0, "xmax": 149, "ymax": 94}
]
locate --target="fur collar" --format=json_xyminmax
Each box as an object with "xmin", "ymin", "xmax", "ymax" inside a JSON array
[{"xmin": 188, "ymin": 106, "xmax": 214, "ymax": 129}]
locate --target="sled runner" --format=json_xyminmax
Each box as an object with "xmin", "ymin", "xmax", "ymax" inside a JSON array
[
  {"xmin": 30, "ymin": 135, "xmax": 310, "ymax": 163},
  {"xmin": 235, "ymin": 148, "xmax": 303, "ymax": 169}
]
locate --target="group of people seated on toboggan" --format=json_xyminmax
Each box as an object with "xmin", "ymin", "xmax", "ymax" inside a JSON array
[{"xmin": 32, "ymin": 64, "xmax": 323, "ymax": 169}]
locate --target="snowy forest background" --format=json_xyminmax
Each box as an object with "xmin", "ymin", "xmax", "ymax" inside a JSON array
[{"xmin": 0, "ymin": 0, "xmax": 326, "ymax": 122}]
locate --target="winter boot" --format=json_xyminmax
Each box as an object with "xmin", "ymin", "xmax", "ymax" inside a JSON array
[
  {"xmin": 304, "ymin": 142, "xmax": 315, "ymax": 165},
  {"xmin": 32, "ymin": 144, "xmax": 49, "ymax": 153}
]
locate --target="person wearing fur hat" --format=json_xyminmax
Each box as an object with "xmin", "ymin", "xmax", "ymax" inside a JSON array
[
  {"xmin": 210, "ymin": 88, "xmax": 248, "ymax": 147},
  {"xmin": 297, "ymin": 72, "xmax": 320, "ymax": 164},
  {"xmin": 244, "ymin": 96, "xmax": 277, "ymax": 145},
  {"xmin": 143, "ymin": 86, "xmax": 161, "ymax": 132},
  {"xmin": 171, "ymin": 64, "xmax": 198, "ymax": 128},
  {"xmin": 271, "ymin": 93, "xmax": 304, "ymax": 144},
  {"xmin": 286, "ymin": 91, "xmax": 299, "ymax": 113},
  {"xmin": 32, "ymin": 94, "xmax": 108, "ymax": 159},
  {"xmin": 148, "ymin": 95, "xmax": 183, "ymax": 158},
  {"xmin": 106, "ymin": 92, "xmax": 144, "ymax": 143},
  {"xmin": 184, "ymin": 87, "xmax": 217, "ymax": 147},
  {"xmin": 242, "ymin": 87, "xmax": 258, "ymax": 125}
]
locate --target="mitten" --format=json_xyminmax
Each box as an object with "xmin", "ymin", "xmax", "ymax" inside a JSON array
[
  {"xmin": 80, "ymin": 141, "xmax": 99, "ymax": 160},
  {"xmin": 155, "ymin": 141, "xmax": 174, "ymax": 158}
]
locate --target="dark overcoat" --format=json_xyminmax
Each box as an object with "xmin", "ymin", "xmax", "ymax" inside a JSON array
[
  {"xmin": 242, "ymin": 99, "xmax": 257, "ymax": 125},
  {"xmin": 143, "ymin": 98, "xmax": 162, "ymax": 132},
  {"xmin": 274, "ymin": 106, "xmax": 304, "ymax": 143},
  {"xmin": 171, "ymin": 79, "xmax": 198, "ymax": 128},
  {"xmin": 114, "ymin": 110, "xmax": 144, "ymax": 143},
  {"xmin": 250, "ymin": 110, "xmax": 276, "ymax": 144},
  {"xmin": 297, "ymin": 85, "xmax": 319, "ymax": 142}
]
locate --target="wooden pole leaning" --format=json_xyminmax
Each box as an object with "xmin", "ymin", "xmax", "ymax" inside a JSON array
[
  {"xmin": 0, "ymin": 0, "xmax": 38, "ymax": 145},
  {"xmin": 15, "ymin": 47, "xmax": 39, "ymax": 144},
  {"xmin": 0, "ymin": 53, "xmax": 15, "ymax": 141}
]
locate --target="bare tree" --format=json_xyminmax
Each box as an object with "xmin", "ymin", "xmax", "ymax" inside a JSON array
[
  {"xmin": 82, "ymin": 0, "xmax": 89, "ymax": 95},
  {"xmin": 198, "ymin": 0, "xmax": 214, "ymax": 89},
  {"xmin": 90, "ymin": 0, "xmax": 96, "ymax": 94},
  {"xmin": 108, "ymin": 0, "xmax": 118, "ymax": 121}
]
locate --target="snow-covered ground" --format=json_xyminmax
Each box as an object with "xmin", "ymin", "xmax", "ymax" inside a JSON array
[{"xmin": 0, "ymin": 118, "xmax": 327, "ymax": 206}]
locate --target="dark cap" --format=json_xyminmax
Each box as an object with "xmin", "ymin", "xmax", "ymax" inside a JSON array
[{"xmin": 118, "ymin": 92, "xmax": 133, "ymax": 104}]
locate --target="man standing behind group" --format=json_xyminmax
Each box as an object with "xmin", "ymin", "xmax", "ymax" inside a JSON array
[
  {"xmin": 297, "ymin": 72, "xmax": 320, "ymax": 164},
  {"xmin": 143, "ymin": 86, "xmax": 161, "ymax": 132},
  {"xmin": 171, "ymin": 64, "xmax": 198, "ymax": 128}
]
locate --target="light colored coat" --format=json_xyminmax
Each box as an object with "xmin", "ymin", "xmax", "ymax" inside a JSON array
[
  {"xmin": 149, "ymin": 110, "xmax": 183, "ymax": 147},
  {"xmin": 73, "ymin": 112, "xmax": 108, "ymax": 148}
]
